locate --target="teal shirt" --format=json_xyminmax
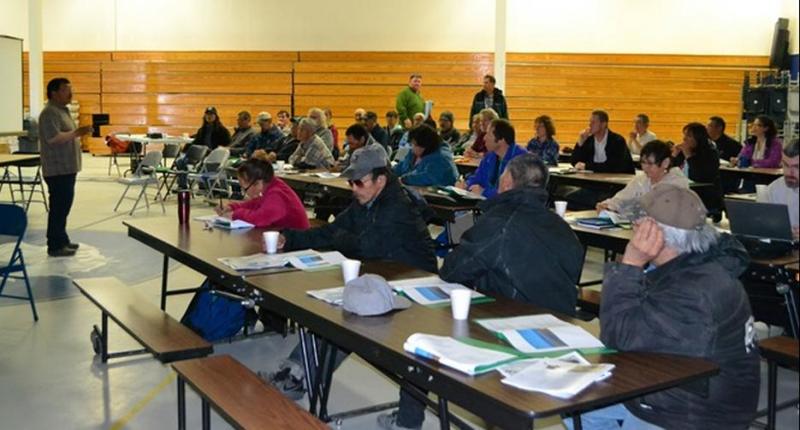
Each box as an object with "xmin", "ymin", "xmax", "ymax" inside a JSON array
[{"xmin": 395, "ymin": 86, "xmax": 424, "ymax": 123}]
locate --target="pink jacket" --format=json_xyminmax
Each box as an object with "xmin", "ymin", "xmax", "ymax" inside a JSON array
[
  {"xmin": 738, "ymin": 137, "xmax": 783, "ymax": 168},
  {"xmin": 230, "ymin": 178, "xmax": 310, "ymax": 230}
]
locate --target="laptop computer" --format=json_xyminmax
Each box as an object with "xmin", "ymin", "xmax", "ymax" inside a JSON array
[{"xmin": 724, "ymin": 199, "xmax": 797, "ymax": 258}]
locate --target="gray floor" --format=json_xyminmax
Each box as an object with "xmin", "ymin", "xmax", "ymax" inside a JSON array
[{"xmin": 0, "ymin": 154, "xmax": 796, "ymax": 429}]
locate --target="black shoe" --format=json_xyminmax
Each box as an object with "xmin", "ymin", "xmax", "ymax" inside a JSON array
[
  {"xmin": 48, "ymin": 247, "xmax": 77, "ymax": 257},
  {"xmin": 66, "ymin": 242, "xmax": 80, "ymax": 250},
  {"xmin": 264, "ymin": 367, "xmax": 306, "ymax": 400}
]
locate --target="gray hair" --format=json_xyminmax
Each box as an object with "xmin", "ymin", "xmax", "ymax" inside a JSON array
[
  {"xmin": 784, "ymin": 138, "xmax": 799, "ymax": 157},
  {"xmin": 506, "ymin": 153, "xmax": 549, "ymax": 189},
  {"xmin": 308, "ymin": 107, "xmax": 327, "ymax": 128},
  {"xmin": 479, "ymin": 108, "xmax": 499, "ymax": 121},
  {"xmin": 298, "ymin": 117, "xmax": 317, "ymax": 134},
  {"xmin": 658, "ymin": 221, "xmax": 719, "ymax": 254}
]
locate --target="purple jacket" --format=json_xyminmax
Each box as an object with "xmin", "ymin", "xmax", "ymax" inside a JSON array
[{"xmin": 738, "ymin": 137, "xmax": 782, "ymax": 168}]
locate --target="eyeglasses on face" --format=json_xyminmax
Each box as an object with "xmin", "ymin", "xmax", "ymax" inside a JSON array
[{"xmin": 347, "ymin": 177, "xmax": 371, "ymax": 188}]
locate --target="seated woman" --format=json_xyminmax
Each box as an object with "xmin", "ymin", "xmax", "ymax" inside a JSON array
[
  {"xmin": 597, "ymin": 140, "xmax": 688, "ymax": 212},
  {"xmin": 526, "ymin": 115, "xmax": 560, "ymax": 166},
  {"xmin": 463, "ymin": 108, "xmax": 498, "ymax": 159},
  {"xmin": 454, "ymin": 114, "xmax": 481, "ymax": 155},
  {"xmin": 731, "ymin": 114, "xmax": 782, "ymax": 168},
  {"xmin": 393, "ymin": 124, "xmax": 459, "ymax": 186},
  {"xmin": 216, "ymin": 150, "xmax": 310, "ymax": 230},
  {"xmin": 672, "ymin": 122, "xmax": 724, "ymax": 220}
]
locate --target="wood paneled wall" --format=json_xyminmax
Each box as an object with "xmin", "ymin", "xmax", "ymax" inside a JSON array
[{"xmin": 23, "ymin": 51, "xmax": 768, "ymax": 154}]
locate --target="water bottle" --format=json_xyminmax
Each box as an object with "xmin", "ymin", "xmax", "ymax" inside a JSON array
[{"xmin": 178, "ymin": 191, "xmax": 190, "ymax": 224}]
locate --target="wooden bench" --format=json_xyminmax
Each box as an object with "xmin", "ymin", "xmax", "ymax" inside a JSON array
[
  {"xmin": 172, "ymin": 354, "xmax": 328, "ymax": 430},
  {"xmin": 73, "ymin": 277, "xmax": 213, "ymax": 363},
  {"xmin": 758, "ymin": 336, "xmax": 799, "ymax": 430}
]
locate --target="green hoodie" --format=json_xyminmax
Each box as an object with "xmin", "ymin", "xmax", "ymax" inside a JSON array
[{"xmin": 395, "ymin": 86, "xmax": 424, "ymax": 123}]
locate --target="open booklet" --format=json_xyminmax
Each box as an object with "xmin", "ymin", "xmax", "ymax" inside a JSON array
[
  {"xmin": 434, "ymin": 185, "xmax": 486, "ymax": 201},
  {"xmin": 307, "ymin": 286, "xmax": 346, "ymax": 305},
  {"xmin": 499, "ymin": 351, "xmax": 615, "ymax": 398},
  {"xmin": 403, "ymin": 333, "xmax": 518, "ymax": 375},
  {"xmin": 388, "ymin": 276, "xmax": 487, "ymax": 306},
  {"xmin": 475, "ymin": 314, "xmax": 605, "ymax": 354},
  {"xmin": 218, "ymin": 250, "xmax": 346, "ymax": 272},
  {"xmin": 193, "ymin": 215, "xmax": 255, "ymax": 230}
]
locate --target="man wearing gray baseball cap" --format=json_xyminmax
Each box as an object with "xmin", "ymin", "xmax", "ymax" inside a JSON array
[
  {"xmin": 565, "ymin": 185, "xmax": 760, "ymax": 430},
  {"xmin": 271, "ymin": 144, "xmax": 436, "ymax": 429}
]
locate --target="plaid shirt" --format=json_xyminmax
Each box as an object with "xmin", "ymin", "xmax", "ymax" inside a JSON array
[{"xmin": 289, "ymin": 135, "xmax": 334, "ymax": 168}]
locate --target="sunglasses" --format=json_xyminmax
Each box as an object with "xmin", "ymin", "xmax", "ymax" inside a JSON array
[{"xmin": 347, "ymin": 177, "xmax": 371, "ymax": 188}]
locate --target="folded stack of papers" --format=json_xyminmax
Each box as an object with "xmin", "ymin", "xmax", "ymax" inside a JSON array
[
  {"xmin": 476, "ymin": 314, "xmax": 605, "ymax": 354},
  {"xmin": 194, "ymin": 215, "xmax": 254, "ymax": 230},
  {"xmin": 403, "ymin": 333, "xmax": 518, "ymax": 375},
  {"xmin": 389, "ymin": 276, "xmax": 486, "ymax": 306},
  {"xmin": 500, "ymin": 352, "xmax": 615, "ymax": 398},
  {"xmin": 307, "ymin": 286, "xmax": 345, "ymax": 305},
  {"xmin": 436, "ymin": 186, "xmax": 486, "ymax": 201},
  {"xmin": 218, "ymin": 250, "xmax": 346, "ymax": 272}
]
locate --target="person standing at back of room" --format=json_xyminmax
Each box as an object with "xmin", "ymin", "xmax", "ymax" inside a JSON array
[
  {"xmin": 396, "ymin": 74, "xmax": 425, "ymax": 128},
  {"xmin": 38, "ymin": 78, "xmax": 94, "ymax": 257}
]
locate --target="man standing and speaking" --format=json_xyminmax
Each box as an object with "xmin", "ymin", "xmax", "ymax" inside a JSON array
[{"xmin": 39, "ymin": 77, "xmax": 92, "ymax": 257}]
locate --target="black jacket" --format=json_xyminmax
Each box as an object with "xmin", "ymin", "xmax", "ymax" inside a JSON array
[
  {"xmin": 570, "ymin": 130, "xmax": 635, "ymax": 173},
  {"xmin": 673, "ymin": 146, "xmax": 724, "ymax": 216},
  {"xmin": 469, "ymin": 88, "xmax": 509, "ymax": 120},
  {"xmin": 191, "ymin": 123, "xmax": 231, "ymax": 150},
  {"xmin": 714, "ymin": 133, "xmax": 742, "ymax": 161},
  {"xmin": 440, "ymin": 187, "xmax": 583, "ymax": 316},
  {"xmin": 282, "ymin": 179, "xmax": 437, "ymax": 273},
  {"xmin": 601, "ymin": 234, "xmax": 759, "ymax": 429},
  {"xmin": 369, "ymin": 125, "xmax": 389, "ymax": 150}
]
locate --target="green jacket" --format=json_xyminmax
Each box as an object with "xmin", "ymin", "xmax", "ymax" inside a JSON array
[{"xmin": 395, "ymin": 86, "xmax": 424, "ymax": 123}]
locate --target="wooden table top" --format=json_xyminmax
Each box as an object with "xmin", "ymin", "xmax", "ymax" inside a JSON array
[
  {"xmin": 720, "ymin": 166, "xmax": 783, "ymax": 177},
  {"xmin": 172, "ymin": 355, "xmax": 329, "ymax": 429},
  {"xmin": 246, "ymin": 261, "xmax": 718, "ymax": 427},
  {"xmin": 758, "ymin": 336, "xmax": 799, "ymax": 369},
  {"xmin": 0, "ymin": 153, "xmax": 40, "ymax": 167}
]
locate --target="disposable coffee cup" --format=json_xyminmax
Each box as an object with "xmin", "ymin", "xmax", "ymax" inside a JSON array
[
  {"xmin": 263, "ymin": 231, "xmax": 279, "ymax": 254},
  {"xmin": 341, "ymin": 259, "xmax": 361, "ymax": 283},
  {"xmin": 276, "ymin": 160, "xmax": 285, "ymax": 171},
  {"xmin": 555, "ymin": 200, "xmax": 568, "ymax": 218},
  {"xmin": 755, "ymin": 184, "xmax": 768, "ymax": 202},
  {"xmin": 450, "ymin": 289, "xmax": 472, "ymax": 320}
]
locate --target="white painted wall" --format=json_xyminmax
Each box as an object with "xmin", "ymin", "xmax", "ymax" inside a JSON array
[{"xmin": 0, "ymin": 0, "xmax": 797, "ymax": 54}]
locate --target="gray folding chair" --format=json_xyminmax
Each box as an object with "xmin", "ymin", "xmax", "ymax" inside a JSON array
[
  {"xmin": 114, "ymin": 151, "xmax": 165, "ymax": 215},
  {"xmin": 187, "ymin": 147, "xmax": 230, "ymax": 199}
]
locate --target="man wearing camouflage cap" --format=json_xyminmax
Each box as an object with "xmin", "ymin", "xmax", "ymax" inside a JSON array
[{"xmin": 566, "ymin": 185, "xmax": 760, "ymax": 430}]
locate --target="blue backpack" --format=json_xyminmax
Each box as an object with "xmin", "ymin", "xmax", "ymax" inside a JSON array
[{"xmin": 181, "ymin": 281, "xmax": 246, "ymax": 341}]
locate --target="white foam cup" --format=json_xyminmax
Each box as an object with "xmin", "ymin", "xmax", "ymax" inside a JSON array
[
  {"xmin": 341, "ymin": 259, "xmax": 361, "ymax": 283},
  {"xmin": 450, "ymin": 289, "xmax": 472, "ymax": 320},
  {"xmin": 264, "ymin": 231, "xmax": 279, "ymax": 254}
]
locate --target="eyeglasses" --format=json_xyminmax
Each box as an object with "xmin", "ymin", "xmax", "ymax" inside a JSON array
[
  {"xmin": 347, "ymin": 178, "xmax": 370, "ymax": 188},
  {"xmin": 241, "ymin": 180, "xmax": 256, "ymax": 194}
]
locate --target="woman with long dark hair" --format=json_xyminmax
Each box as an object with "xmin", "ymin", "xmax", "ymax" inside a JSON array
[
  {"xmin": 673, "ymin": 122, "xmax": 724, "ymax": 220},
  {"xmin": 191, "ymin": 106, "xmax": 231, "ymax": 150},
  {"xmin": 732, "ymin": 115, "xmax": 782, "ymax": 168}
]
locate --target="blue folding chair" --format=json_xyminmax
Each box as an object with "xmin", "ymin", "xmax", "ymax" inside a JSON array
[{"xmin": 0, "ymin": 204, "xmax": 38, "ymax": 321}]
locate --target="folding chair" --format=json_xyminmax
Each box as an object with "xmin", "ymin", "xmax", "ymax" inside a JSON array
[
  {"xmin": 187, "ymin": 147, "xmax": 230, "ymax": 199},
  {"xmin": 0, "ymin": 204, "xmax": 38, "ymax": 321},
  {"xmin": 158, "ymin": 145, "xmax": 208, "ymax": 199},
  {"xmin": 153, "ymin": 142, "xmax": 182, "ymax": 201},
  {"xmin": 0, "ymin": 154, "xmax": 48, "ymax": 212},
  {"xmin": 114, "ymin": 151, "xmax": 165, "ymax": 216}
]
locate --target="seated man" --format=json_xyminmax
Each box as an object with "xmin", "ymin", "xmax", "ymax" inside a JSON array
[
  {"xmin": 245, "ymin": 112, "xmax": 283, "ymax": 157},
  {"xmin": 570, "ymin": 109, "xmax": 635, "ymax": 173},
  {"xmin": 276, "ymin": 110, "xmax": 292, "ymax": 135},
  {"xmin": 273, "ymin": 117, "xmax": 301, "ymax": 162},
  {"xmin": 437, "ymin": 111, "xmax": 460, "ymax": 146},
  {"xmin": 270, "ymin": 145, "xmax": 436, "ymax": 428},
  {"xmin": 229, "ymin": 110, "xmax": 257, "ymax": 156},
  {"xmin": 627, "ymin": 113, "xmax": 657, "ymax": 155},
  {"xmin": 308, "ymin": 107, "xmax": 335, "ymax": 151},
  {"xmin": 364, "ymin": 111, "xmax": 389, "ymax": 150},
  {"xmin": 461, "ymin": 118, "xmax": 527, "ymax": 198},
  {"xmin": 759, "ymin": 138, "xmax": 799, "ymax": 238},
  {"xmin": 385, "ymin": 110, "xmax": 404, "ymax": 151},
  {"xmin": 442, "ymin": 153, "xmax": 583, "ymax": 315},
  {"xmin": 335, "ymin": 123, "xmax": 387, "ymax": 171},
  {"xmin": 288, "ymin": 118, "xmax": 335, "ymax": 169},
  {"xmin": 707, "ymin": 115, "xmax": 743, "ymax": 161},
  {"xmin": 568, "ymin": 185, "xmax": 759, "ymax": 430}
]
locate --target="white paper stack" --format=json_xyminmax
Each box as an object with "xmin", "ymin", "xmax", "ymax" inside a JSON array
[
  {"xmin": 403, "ymin": 333, "xmax": 517, "ymax": 375},
  {"xmin": 218, "ymin": 250, "xmax": 346, "ymax": 272},
  {"xmin": 476, "ymin": 314, "xmax": 604, "ymax": 354},
  {"xmin": 194, "ymin": 215, "xmax": 254, "ymax": 230},
  {"xmin": 389, "ymin": 276, "xmax": 484, "ymax": 305},
  {"xmin": 307, "ymin": 286, "xmax": 345, "ymax": 305},
  {"xmin": 501, "ymin": 357, "xmax": 614, "ymax": 398}
]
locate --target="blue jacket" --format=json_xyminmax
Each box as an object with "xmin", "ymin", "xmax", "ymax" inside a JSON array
[
  {"xmin": 393, "ymin": 145, "xmax": 459, "ymax": 186},
  {"xmin": 246, "ymin": 125, "xmax": 284, "ymax": 156},
  {"xmin": 466, "ymin": 144, "xmax": 527, "ymax": 198}
]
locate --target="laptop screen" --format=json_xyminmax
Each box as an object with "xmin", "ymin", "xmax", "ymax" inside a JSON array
[{"xmin": 724, "ymin": 199, "xmax": 794, "ymax": 242}]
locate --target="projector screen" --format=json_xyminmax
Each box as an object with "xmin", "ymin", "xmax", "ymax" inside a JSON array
[{"xmin": 0, "ymin": 35, "xmax": 24, "ymax": 136}]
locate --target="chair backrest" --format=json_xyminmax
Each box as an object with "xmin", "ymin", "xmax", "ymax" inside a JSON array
[
  {"xmin": 186, "ymin": 145, "xmax": 209, "ymax": 165},
  {"xmin": 201, "ymin": 148, "xmax": 230, "ymax": 173},
  {"xmin": 134, "ymin": 151, "xmax": 163, "ymax": 176},
  {"xmin": 162, "ymin": 142, "xmax": 181, "ymax": 159},
  {"xmin": 0, "ymin": 204, "xmax": 27, "ymax": 238}
]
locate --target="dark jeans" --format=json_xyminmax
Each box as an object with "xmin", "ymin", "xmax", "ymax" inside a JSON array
[
  {"xmin": 44, "ymin": 173, "xmax": 76, "ymax": 251},
  {"xmin": 288, "ymin": 338, "xmax": 427, "ymax": 428}
]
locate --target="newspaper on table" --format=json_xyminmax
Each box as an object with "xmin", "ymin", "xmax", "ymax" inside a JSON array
[
  {"xmin": 403, "ymin": 333, "xmax": 518, "ymax": 375},
  {"xmin": 475, "ymin": 314, "xmax": 605, "ymax": 354},
  {"xmin": 193, "ymin": 215, "xmax": 254, "ymax": 230},
  {"xmin": 389, "ymin": 276, "xmax": 485, "ymax": 306},
  {"xmin": 218, "ymin": 250, "xmax": 346, "ymax": 272},
  {"xmin": 501, "ymin": 354, "xmax": 615, "ymax": 398},
  {"xmin": 307, "ymin": 286, "xmax": 345, "ymax": 306}
]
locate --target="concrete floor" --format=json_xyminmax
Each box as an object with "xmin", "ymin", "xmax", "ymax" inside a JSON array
[{"xmin": 0, "ymin": 154, "xmax": 796, "ymax": 429}]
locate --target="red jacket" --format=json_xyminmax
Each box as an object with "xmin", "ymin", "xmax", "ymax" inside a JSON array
[{"xmin": 230, "ymin": 178, "xmax": 310, "ymax": 230}]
